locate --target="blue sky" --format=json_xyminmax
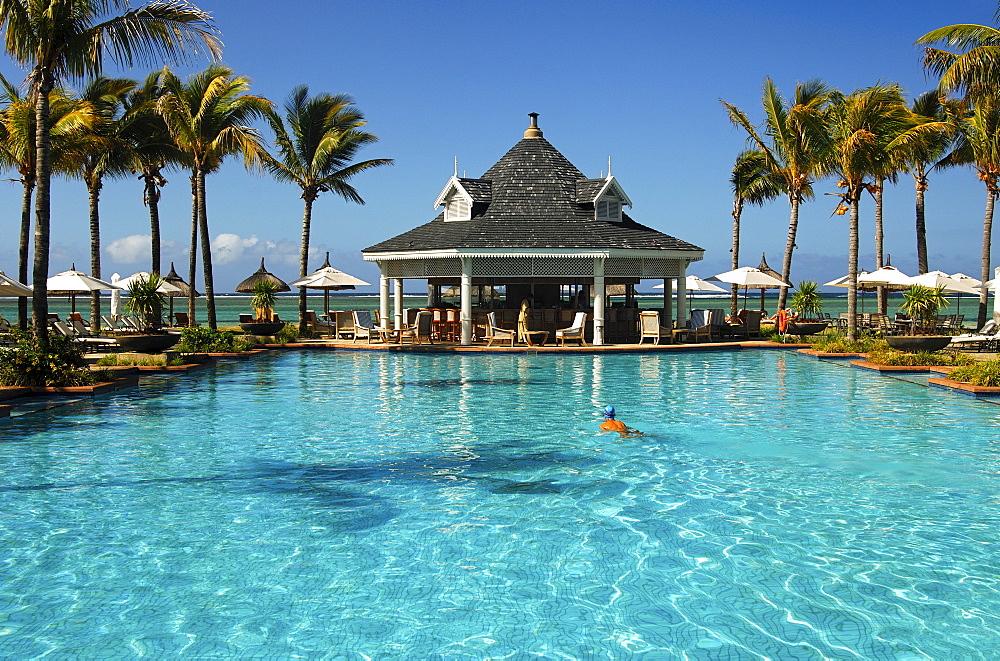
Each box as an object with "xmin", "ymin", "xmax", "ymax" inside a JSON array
[{"xmin": 0, "ymin": 0, "xmax": 994, "ymax": 292}]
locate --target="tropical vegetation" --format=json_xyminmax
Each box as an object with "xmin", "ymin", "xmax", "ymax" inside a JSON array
[
  {"xmin": 0, "ymin": 329, "xmax": 109, "ymax": 386},
  {"xmin": 949, "ymin": 359, "xmax": 1000, "ymax": 387}
]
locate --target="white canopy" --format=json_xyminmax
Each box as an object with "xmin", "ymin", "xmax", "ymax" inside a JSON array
[
  {"xmin": 46, "ymin": 268, "xmax": 119, "ymax": 293},
  {"xmin": 653, "ymin": 275, "xmax": 727, "ymax": 292},
  {"xmin": 709, "ymin": 267, "xmax": 790, "ymax": 289},
  {"xmin": 117, "ymin": 272, "xmax": 183, "ymax": 294},
  {"xmin": 0, "ymin": 271, "xmax": 32, "ymax": 296},
  {"xmin": 909, "ymin": 270, "xmax": 979, "ymax": 295},
  {"xmin": 857, "ymin": 265, "xmax": 911, "ymax": 289}
]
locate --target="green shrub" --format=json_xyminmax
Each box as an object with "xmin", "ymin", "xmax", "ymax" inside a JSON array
[
  {"xmin": 273, "ymin": 323, "xmax": 300, "ymax": 344},
  {"xmin": 811, "ymin": 333, "xmax": 885, "ymax": 354},
  {"xmin": 865, "ymin": 348, "xmax": 976, "ymax": 367},
  {"xmin": 175, "ymin": 327, "xmax": 254, "ymax": 353},
  {"xmin": 0, "ymin": 330, "xmax": 103, "ymax": 387},
  {"xmin": 948, "ymin": 360, "xmax": 1000, "ymax": 387}
]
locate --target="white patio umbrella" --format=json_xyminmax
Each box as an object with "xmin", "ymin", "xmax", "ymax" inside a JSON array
[
  {"xmin": 653, "ymin": 275, "xmax": 726, "ymax": 308},
  {"xmin": 288, "ymin": 253, "xmax": 371, "ymax": 316},
  {"xmin": 0, "ymin": 271, "xmax": 32, "ymax": 296},
  {"xmin": 709, "ymin": 267, "xmax": 791, "ymax": 312},
  {"xmin": 117, "ymin": 271, "xmax": 183, "ymax": 294},
  {"xmin": 858, "ymin": 264, "xmax": 912, "ymax": 289},
  {"xmin": 909, "ymin": 271, "xmax": 979, "ymax": 319},
  {"xmin": 46, "ymin": 267, "xmax": 120, "ymax": 313}
]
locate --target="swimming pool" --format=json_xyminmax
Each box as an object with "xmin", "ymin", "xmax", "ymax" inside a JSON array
[{"xmin": 2, "ymin": 351, "xmax": 999, "ymax": 658}]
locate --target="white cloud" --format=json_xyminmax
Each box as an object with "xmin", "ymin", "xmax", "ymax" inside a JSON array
[
  {"xmin": 105, "ymin": 235, "xmax": 150, "ymax": 263},
  {"xmin": 214, "ymin": 234, "xmax": 261, "ymax": 265}
]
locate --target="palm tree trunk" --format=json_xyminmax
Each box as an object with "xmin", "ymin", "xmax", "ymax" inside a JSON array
[
  {"xmin": 196, "ymin": 168, "xmax": 217, "ymax": 329},
  {"xmin": 32, "ymin": 74, "xmax": 53, "ymax": 346},
  {"xmin": 847, "ymin": 195, "xmax": 860, "ymax": 342},
  {"xmin": 979, "ymin": 188, "xmax": 997, "ymax": 329},
  {"xmin": 298, "ymin": 195, "xmax": 315, "ymax": 335},
  {"xmin": 914, "ymin": 173, "xmax": 928, "ymax": 274},
  {"xmin": 145, "ymin": 172, "xmax": 162, "ymax": 274},
  {"xmin": 778, "ymin": 193, "xmax": 799, "ymax": 311},
  {"xmin": 730, "ymin": 196, "xmax": 742, "ymax": 318},
  {"xmin": 873, "ymin": 179, "xmax": 886, "ymax": 315},
  {"xmin": 88, "ymin": 176, "xmax": 102, "ymax": 333},
  {"xmin": 188, "ymin": 171, "xmax": 198, "ymax": 324},
  {"xmin": 18, "ymin": 177, "xmax": 34, "ymax": 330}
]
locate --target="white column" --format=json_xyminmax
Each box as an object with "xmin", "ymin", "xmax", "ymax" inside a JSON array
[
  {"xmin": 993, "ymin": 267, "xmax": 1000, "ymax": 323},
  {"xmin": 379, "ymin": 264, "xmax": 390, "ymax": 329},
  {"xmin": 460, "ymin": 257, "xmax": 473, "ymax": 345},
  {"xmin": 393, "ymin": 278, "xmax": 404, "ymax": 329},
  {"xmin": 427, "ymin": 281, "xmax": 435, "ymax": 308},
  {"xmin": 662, "ymin": 277, "xmax": 673, "ymax": 326},
  {"xmin": 676, "ymin": 262, "xmax": 687, "ymax": 328},
  {"xmin": 594, "ymin": 258, "xmax": 606, "ymax": 346}
]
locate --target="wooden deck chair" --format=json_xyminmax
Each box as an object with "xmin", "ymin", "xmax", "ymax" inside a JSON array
[
  {"xmin": 638, "ymin": 311, "xmax": 671, "ymax": 345},
  {"xmin": 352, "ymin": 310, "xmax": 383, "ymax": 343},
  {"xmin": 400, "ymin": 310, "xmax": 434, "ymax": 344},
  {"xmin": 485, "ymin": 312, "xmax": 516, "ymax": 346},
  {"xmin": 555, "ymin": 311, "xmax": 588, "ymax": 346}
]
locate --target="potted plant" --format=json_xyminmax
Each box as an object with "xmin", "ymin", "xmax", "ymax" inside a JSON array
[
  {"xmin": 886, "ymin": 285, "xmax": 951, "ymax": 352},
  {"xmin": 785, "ymin": 280, "xmax": 828, "ymax": 335},
  {"xmin": 119, "ymin": 274, "xmax": 180, "ymax": 352},
  {"xmin": 240, "ymin": 281, "xmax": 284, "ymax": 335}
]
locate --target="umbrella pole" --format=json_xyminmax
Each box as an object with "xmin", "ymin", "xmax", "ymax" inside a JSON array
[{"xmin": 324, "ymin": 289, "xmax": 330, "ymax": 320}]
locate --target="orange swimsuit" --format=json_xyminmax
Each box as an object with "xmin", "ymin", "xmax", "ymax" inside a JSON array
[{"xmin": 600, "ymin": 419, "xmax": 628, "ymax": 432}]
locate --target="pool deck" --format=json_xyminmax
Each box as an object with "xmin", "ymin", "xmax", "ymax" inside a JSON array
[{"xmin": 262, "ymin": 338, "xmax": 805, "ymax": 354}]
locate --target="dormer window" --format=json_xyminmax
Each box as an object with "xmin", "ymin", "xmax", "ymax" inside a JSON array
[
  {"xmin": 445, "ymin": 194, "xmax": 471, "ymax": 221},
  {"xmin": 596, "ymin": 195, "xmax": 621, "ymax": 222}
]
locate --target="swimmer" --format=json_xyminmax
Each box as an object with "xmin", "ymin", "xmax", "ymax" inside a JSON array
[{"xmin": 599, "ymin": 405, "xmax": 643, "ymax": 438}]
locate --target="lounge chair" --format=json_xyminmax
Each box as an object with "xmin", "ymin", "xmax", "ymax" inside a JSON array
[
  {"xmin": 400, "ymin": 310, "xmax": 434, "ymax": 344},
  {"xmin": 688, "ymin": 310, "xmax": 714, "ymax": 343},
  {"xmin": 555, "ymin": 311, "xmax": 587, "ymax": 346},
  {"xmin": 172, "ymin": 312, "xmax": 196, "ymax": 327},
  {"xmin": 485, "ymin": 312, "xmax": 515, "ymax": 346},
  {"xmin": 950, "ymin": 320, "xmax": 1000, "ymax": 352},
  {"xmin": 638, "ymin": 311, "xmax": 671, "ymax": 345},
  {"xmin": 352, "ymin": 310, "xmax": 383, "ymax": 343},
  {"xmin": 303, "ymin": 310, "xmax": 335, "ymax": 336},
  {"xmin": 52, "ymin": 320, "xmax": 119, "ymax": 350}
]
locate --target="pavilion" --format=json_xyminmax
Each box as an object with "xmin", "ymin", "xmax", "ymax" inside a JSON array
[{"xmin": 362, "ymin": 114, "xmax": 704, "ymax": 345}]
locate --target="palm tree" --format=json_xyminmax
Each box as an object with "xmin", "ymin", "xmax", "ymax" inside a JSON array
[
  {"xmin": 66, "ymin": 76, "xmax": 135, "ymax": 331},
  {"xmin": 896, "ymin": 91, "xmax": 959, "ymax": 275},
  {"xmin": 157, "ymin": 64, "xmax": 271, "ymax": 329},
  {"xmin": 827, "ymin": 85, "xmax": 913, "ymax": 341},
  {"xmin": 728, "ymin": 148, "xmax": 783, "ymax": 317},
  {"xmin": 0, "ymin": 0, "xmax": 220, "ymax": 343},
  {"xmin": 262, "ymin": 86, "xmax": 393, "ymax": 333},
  {"xmin": 917, "ymin": 4, "xmax": 1000, "ymax": 100},
  {"xmin": 944, "ymin": 98, "xmax": 1000, "ymax": 327},
  {"xmin": 0, "ymin": 75, "xmax": 92, "ymax": 329},
  {"xmin": 722, "ymin": 78, "xmax": 833, "ymax": 311},
  {"xmin": 121, "ymin": 68, "xmax": 184, "ymax": 274}
]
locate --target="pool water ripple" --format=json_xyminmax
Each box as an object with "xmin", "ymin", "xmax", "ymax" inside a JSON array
[{"xmin": 2, "ymin": 351, "xmax": 1000, "ymax": 658}]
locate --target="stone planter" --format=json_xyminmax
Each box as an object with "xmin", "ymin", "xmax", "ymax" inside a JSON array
[
  {"xmin": 115, "ymin": 333, "xmax": 180, "ymax": 353},
  {"xmin": 239, "ymin": 321, "xmax": 284, "ymax": 336},
  {"xmin": 885, "ymin": 335, "xmax": 951, "ymax": 353},
  {"xmin": 785, "ymin": 321, "xmax": 828, "ymax": 336}
]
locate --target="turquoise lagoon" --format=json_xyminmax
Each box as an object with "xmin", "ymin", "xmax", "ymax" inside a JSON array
[{"xmin": 1, "ymin": 350, "xmax": 1000, "ymax": 658}]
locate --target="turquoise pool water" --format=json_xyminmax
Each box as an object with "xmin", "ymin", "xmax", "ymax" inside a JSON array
[{"xmin": 2, "ymin": 351, "xmax": 1000, "ymax": 658}]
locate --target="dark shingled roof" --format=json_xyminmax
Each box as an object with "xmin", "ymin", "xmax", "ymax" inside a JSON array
[
  {"xmin": 364, "ymin": 136, "xmax": 702, "ymax": 253},
  {"xmin": 455, "ymin": 177, "xmax": 492, "ymax": 203}
]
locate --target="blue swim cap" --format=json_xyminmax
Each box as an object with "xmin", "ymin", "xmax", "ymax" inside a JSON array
[{"xmin": 603, "ymin": 405, "xmax": 615, "ymax": 418}]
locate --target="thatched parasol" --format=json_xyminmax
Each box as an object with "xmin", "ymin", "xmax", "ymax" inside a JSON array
[
  {"xmin": 162, "ymin": 262, "xmax": 200, "ymax": 321},
  {"xmin": 755, "ymin": 253, "xmax": 784, "ymax": 312},
  {"xmin": 235, "ymin": 258, "xmax": 290, "ymax": 293}
]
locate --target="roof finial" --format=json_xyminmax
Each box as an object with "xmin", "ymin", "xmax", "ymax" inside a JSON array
[
  {"xmin": 608, "ymin": 156, "xmax": 612, "ymax": 178},
  {"xmin": 454, "ymin": 156, "xmax": 458, "ymax": 177},
  {"xmin": 524, "ymin": 112, "xmax": 543, "ymax": 138}
]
